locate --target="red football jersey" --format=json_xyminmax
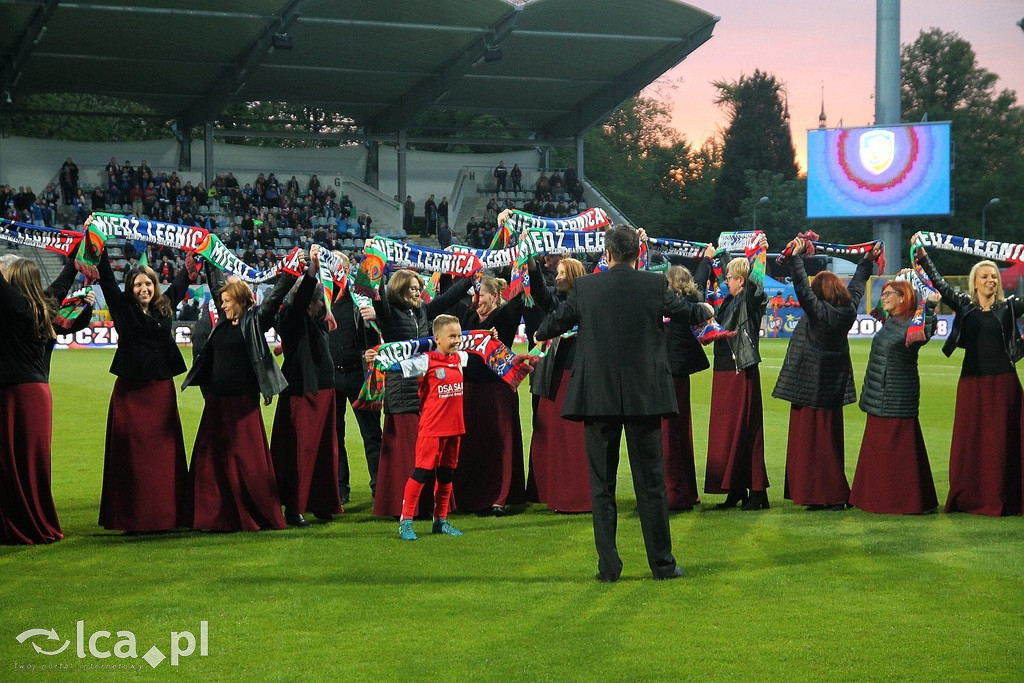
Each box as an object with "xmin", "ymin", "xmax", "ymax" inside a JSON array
[{"xmin": 400, "ymin": 350, "xmax": 467, "ymax": 437}]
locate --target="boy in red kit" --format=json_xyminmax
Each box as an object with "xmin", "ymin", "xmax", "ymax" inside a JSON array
[{"xmin": 396, "ymin": 315, "xmax": 468, "ymax": 540}]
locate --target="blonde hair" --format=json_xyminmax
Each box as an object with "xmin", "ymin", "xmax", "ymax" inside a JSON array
[
  {"xmin": 5, "ymin": 259, "xmax": 56, "ymax": 340},
  {"xmin": 666, "ymin": 265, "xmax": 696, "ymax": 295},
  {"xmin": 432, "ymin": 314, "xmax": 461, "ymax": 335},
  {"xmin": 480, "ymin": 275, "xmax": 508, "ymax": 307},
  {"xmin": 726, "ymin": 257, "xmax": 750, "ymax": 280},
  {"xmin": 968, "ymin": 260, "xmax": 1004, "ymax": 304}
]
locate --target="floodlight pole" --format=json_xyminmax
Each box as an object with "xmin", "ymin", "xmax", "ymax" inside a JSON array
[
  {"xmin": 873, "ymin": 0, "xmax": 902, "ymax": 269},
  {"xmin": 982, "ymin": 197, "xmax": 1000, "ymax": 241}
]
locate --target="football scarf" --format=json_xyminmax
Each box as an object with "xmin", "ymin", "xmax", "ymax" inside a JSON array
[
  {"xmin": 913, "ymin": 231, "xmax": 1024, "ymax": 264},
  {"xmin": 777, "ymin": 230, "xmax": 885, "ymax": 274},
  {"xmin": 54, "ymin": 286, "xmax": 93, "ymax": 330},
  {"xmin": 353, "ymin": 330, "xmax": 536, "ymax": 410},
  {"xmin": 0, "ymin": 219, "xmax": 82, "ymax": 257}
]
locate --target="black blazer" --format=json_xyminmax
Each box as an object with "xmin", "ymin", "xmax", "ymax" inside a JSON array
[
  {"xmin": 536, "ymin": 264, "xmax": 711, "ymax": 421},
  {"xmin": 98, "ymin": 253, "xmax": 190, "ymax": 381}
]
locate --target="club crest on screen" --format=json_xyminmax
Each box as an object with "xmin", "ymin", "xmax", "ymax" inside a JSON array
[{"xmin": 859, "ymin": 129, "xmax": 896, "ymax": 175}]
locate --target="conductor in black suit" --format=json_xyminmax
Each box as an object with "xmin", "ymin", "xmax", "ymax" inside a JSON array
[{"xmin": 535, "ymin": 225, "xmax": 713, "ymax": 582}]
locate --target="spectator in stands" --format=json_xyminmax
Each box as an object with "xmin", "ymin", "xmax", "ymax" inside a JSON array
[
  {"xmin": 535, "ymin": 172, "xmax": 550, "ymax": 201},
  {"xmin": 564, "ymin": 163, "xmax": 580, "ymax": 200},
  {"xmin": 423, "ymin": 194, "xmax": 437, "ymax": 238},
  {"xmin": 510, "ymin": 163, "xmax": 523, "ymax": 193},
  {"xmin": 130, "ymin": 183, "xmax": 144, "ymax": 216},
  {"xmin": 73, "ymin": 189, "xmax": 90, "ymax": 224},
  {"xmin": 403, "ymin": 195, "xmax": 415, "ymax": 234},
  {"xmin": 437, "ymin": 222, "xmax": 453, "ymax": 249},
  {"xmin": 58, "ymin": 157, "xmax": 79, "ymax": 205},
  {"xmin": 437, "ymin": 196, "xmax": 449, "ymax": 228},
  {"xmin": 41, "ymin": 184, "xmax": 59, "ymax": 215},
  {"xmin": 308, "ymin": 174, "xmax": 321, "ymax": 197},
  {"xmin": 265, "ymin": 179, "xmax": 280, "ymax": 209},
  {"xmin": 549, "ymin": 170, "xmax": 564, "ymax": 200},
  {"xmin": 29, "ymin": 197, "xmax": 48, "ymax": 227},
  {"xmin": 356, "ymin": 213, "xmax": 372, "ymax": 240},
  {"xmin": 104, "ymin": 157, "xmax": 119, "ymax": 183},
  {"xmin": 286, "ymin": 176, "xmax": 300, "ymax": 196},
  {"xmin": 137, "ymin": 160, "xmax": 152, "ymax": 185},
  {"xmin": 493, "ymin": 160, "xmax": 508, "ymax": 192},
  {"xmin": 339, "ymin": 194, "xmax": 353, "ymax": 221}
]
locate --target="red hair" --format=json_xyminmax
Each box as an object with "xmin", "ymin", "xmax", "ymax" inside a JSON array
[
  {"xmin": 882, "ymin": 279, "xmax": 916, "ymax": 319},
  {"xmin": 810, "ymin": 271, "xmax": 852, "ymax": 307}
]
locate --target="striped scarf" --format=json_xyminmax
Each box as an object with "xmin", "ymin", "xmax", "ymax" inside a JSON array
[
  {"xmin": 913, "ymin": 231, "xmax": 1024, "ymax": 264},
  {"xmin": 353, "ymin": 330, "xmax": 536, "ymax": 410},
  {"xmin": 777, "ymin": 230, "xmax": 885, "ymax": 274},
  {"xmin": 870, "ymin": 266, "xmax": 939, "ymax": 345}
]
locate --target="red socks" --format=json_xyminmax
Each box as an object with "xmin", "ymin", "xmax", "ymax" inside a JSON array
[
  {"xmin": 401, "ymin": 478, "xmax": 425, "ymax": 520},
  {"xmin": 433, "ymin": 481, "xmax": 453, "ymax": 520}
]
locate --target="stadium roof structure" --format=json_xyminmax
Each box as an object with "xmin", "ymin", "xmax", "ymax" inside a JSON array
[{"xmin": 0, "ymin": 0, "xmax": 719, "ymax": 142}]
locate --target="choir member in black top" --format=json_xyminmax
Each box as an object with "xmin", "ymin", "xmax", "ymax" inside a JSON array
[
  {"xmin": 0, "ymin": 256, "xmax": 92, "ymax": 544},
  {"xmin": 96, "ymin": 252, "xmax": 197, "ymax": 532},
  {"xmin": 660, "ymin": 265, "xmax": 710, "ymax": 511},
  {"xmin": 181, "ymin": 264, "xmax": 295, "ymax": 531},
  {"xmin": 270, "ymin": 245, "xmax": 343, "ymax": 527},
  {"xmin": 327, "ymin": 251, "xmax": 382, "ymax": 504},
  {"xmin": 526, "ymin": 257, "xmax": 591, "ymax": 512},
  {"xmin": 453, "ymin": 261, "xmax": 552, "ymax": 515}
]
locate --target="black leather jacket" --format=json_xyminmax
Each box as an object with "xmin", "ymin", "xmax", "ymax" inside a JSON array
[
  {"xmin": 696, "ymin": 258, "xmax": 767, "ymax": 372},
  {"xmin": 181, "ymin": 266, "xmax": 292, "ymax": 404},
  {"xmin": 917, "ymin": 252, "xmax": 1024, "ymax": 363}
]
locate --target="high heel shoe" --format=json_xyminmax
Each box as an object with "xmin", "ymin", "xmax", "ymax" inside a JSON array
[
  {"xmin": 714, "ymin": 489, "xmax": 749, "ymax": 510},
  {"xmin": 741, "ymin": 490, "xmax": 770, "ymax": 511}
]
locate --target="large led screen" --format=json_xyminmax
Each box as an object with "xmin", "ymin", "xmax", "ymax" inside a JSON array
[{"xmin": 806, "ymin": 122, "xmax": 951, "ymax": 219}]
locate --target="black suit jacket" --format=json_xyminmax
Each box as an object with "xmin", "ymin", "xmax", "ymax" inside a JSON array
[{"xmin": 536, "ymin": 264, "xmax": 711, "ymax": 421}]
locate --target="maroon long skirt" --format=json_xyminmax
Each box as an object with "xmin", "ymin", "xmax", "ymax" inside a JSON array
[
  {"xmin": 705, "ymin": 368, "xmax": 769, "ymax": 493},
  {"xmin": 270, "ymin": 391, "xmax": 342, "ymax": 517},
  {"xmin": 526, "ymin": 368, "xmax": 590, "ymax": 513},
  {"xmin": 454, "ymin": 381, "xmax": 526, "ymax": 511},
  {"xmin": 190, "ymin": 394, "xmax": 285, "ymax": 531},
  {"xmin": 783, "ymin": 405, "xmax": 850, "ymax": 506},
  {"xmin": 945, "ymin": 374, "xmax": 1023, "ymax": 516},
  {"xmin": 850, "ymin": 415, "xmax": 938, "ymax": 514},
  {"xmin": 99, "ymin": 378, "xmax": 190, "ymax": 531},
  {"xmin": 0, "ymin": 383, "xmax": 62, "ymax": 545},
  {"xmin": 373, "ymin": 413, "xmax": 435, "ymax": 518},
  {"xmin": 661, "ymin": 374, "xmax": 700, "ymax": 509}
]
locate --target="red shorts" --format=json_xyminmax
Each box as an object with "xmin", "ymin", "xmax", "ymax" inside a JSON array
[{"xmin": 415, "ymin": 435, "xmax": 461, "ymax": 471}]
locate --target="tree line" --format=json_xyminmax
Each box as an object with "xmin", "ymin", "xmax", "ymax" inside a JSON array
[{"xmin": 2, "ymin": 29, "xmax": 1019, "ymax": 271}]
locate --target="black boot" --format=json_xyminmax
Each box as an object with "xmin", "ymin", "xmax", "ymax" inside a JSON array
[
  {"xmin": 714, "ymin": 489, "xmax": 749, "ymax": 510},
  {"xmin": 741, "ymin": 490, "xmax": 770, "ymax": 511}
]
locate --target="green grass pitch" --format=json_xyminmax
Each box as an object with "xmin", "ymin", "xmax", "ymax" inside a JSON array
[{"xmin": 1, "ymin": 339, "xmax": 1022, "ymax": 680}]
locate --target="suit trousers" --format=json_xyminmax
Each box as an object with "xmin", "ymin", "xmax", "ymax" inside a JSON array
[
  {"xmin": 584, "ymin": 417, "xmax": 677, "ymax": 578},
  {"xmin": 335, "ymin": 372, "xmax": 383, "ymax": 500}
]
